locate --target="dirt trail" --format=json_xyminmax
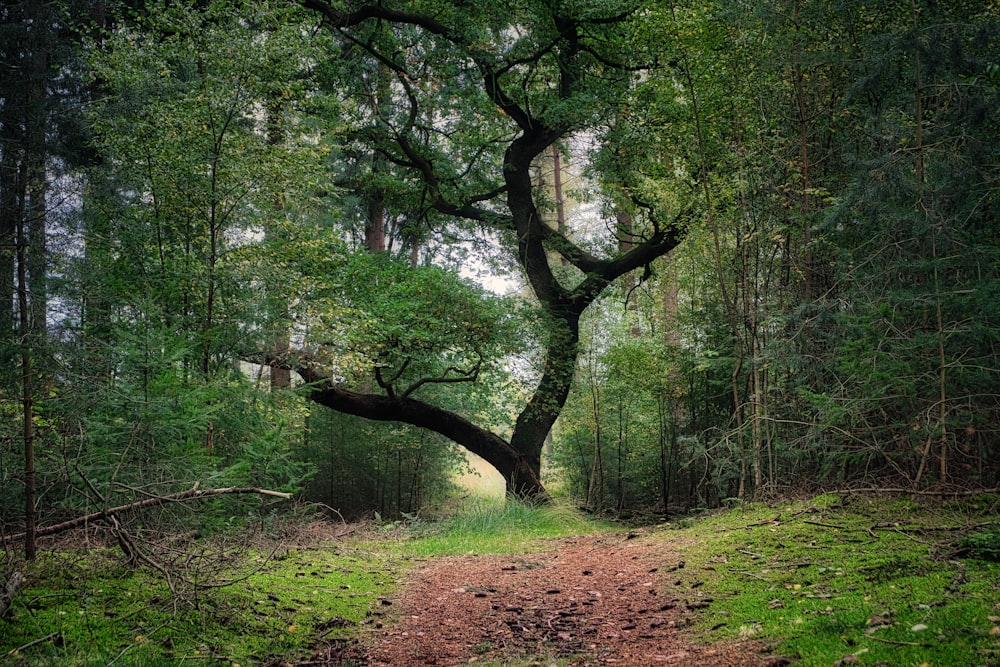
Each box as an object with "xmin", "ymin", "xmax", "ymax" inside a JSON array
[{"xmin": 354, "ymin": 533, "xmax": 781, "ymax": 666}]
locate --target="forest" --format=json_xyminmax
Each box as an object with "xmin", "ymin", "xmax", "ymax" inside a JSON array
[{"xmin": 2, "ymin": 0, "xmax": 999, "ymax": 554}]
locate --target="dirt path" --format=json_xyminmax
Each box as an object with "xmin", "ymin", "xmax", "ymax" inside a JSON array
[{"xmin": 352, "ymin": 533, "xmax": 782, "ymax": 666}]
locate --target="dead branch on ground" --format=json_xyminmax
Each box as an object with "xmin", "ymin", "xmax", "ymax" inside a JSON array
[{"xmin": 6, "ymin": 484, "xmax": 292, "ymax": 544}]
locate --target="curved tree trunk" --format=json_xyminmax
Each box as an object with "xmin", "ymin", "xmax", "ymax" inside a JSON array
[{"xmin": 306, "ymin": 381, "xmax": 547, "ymax": 499}]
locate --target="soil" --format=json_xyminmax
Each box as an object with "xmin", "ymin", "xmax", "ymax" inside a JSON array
[{"xmin": 314, "ymin": 532, "xmax": 787, "ymax": 666}]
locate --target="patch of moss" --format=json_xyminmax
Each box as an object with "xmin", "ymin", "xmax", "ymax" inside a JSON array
[
  {"xmin": 2, "ymin": 545, "xmax": 401, "ymax": 666},
  {"xmin": 666, "ymin": 494, "xmax": 1000, "ymax": 666}
]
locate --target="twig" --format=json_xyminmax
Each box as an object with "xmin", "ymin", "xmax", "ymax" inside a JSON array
[
  {"xmin": 746, "ymin": 515, "xmax": 782, "ymax": 527},
  {"xmin": 311, "ymin": 503, "xmax": 348, "ymax": 526},
  {"xmin": 738, "ymin": 549, "xmax": 764, "ymax": 559},
  {"xmin": 105, "ymin": 641, "xmax": 138, "ymax": 667},
  {"xmin": 12, "ymin": 632, "xmax": 59, "ymax": 654},
  {"xmin": 110, "ymin": 515, "xmax": 176, "ymax": 593},
  {"xmin": 105, "ymin": 618, "xmax": 174, "ymax": 667},
  {"xmin": 868, "ymin": 636, "xmax": 929, "ymax": 647},
  {"xmin": 871, "ymin": 525, "xmax": 935, "ymax": 545},
  {"xmin": 803, "ymin": 520, "xmax": 845, "ymax": 529}
]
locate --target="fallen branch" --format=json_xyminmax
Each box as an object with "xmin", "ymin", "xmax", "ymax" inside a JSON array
[
  {"xmin": 832, "ymin": 487, "xmax": 1000, "ymax": 497},
  {"xmin": 746, "ymin": 515, "xmax": 782, "ymax": 527},
  {"xmin": 11, "ymin": 631, "xmax": 59, "ymax": 654},
  {"xmin": 867, "ymin": 636, "xmax": 929, "ymax": 647},
  {"xmin": 8, "ymin": 485, "xmax": 292, "ymax": 543},
  {"xmin": 1, "ymin": 571, "xmax": 24, "ymax": 617}
]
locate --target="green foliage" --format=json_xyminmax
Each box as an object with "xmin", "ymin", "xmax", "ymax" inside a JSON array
[
  {"xmin": 0, "ymin": 0, "xmax": 331, "ymax": 537},
  {"xmin": 960, "ymin": 526, "xmax": 1000, "ymax": 562},
  {"xmin": 332, "ymin": 252, "xmax": 523, "ymax": 396},
  {"xmin": 296, "ymin": 407, "xmax": 460, "ymax": 521}
]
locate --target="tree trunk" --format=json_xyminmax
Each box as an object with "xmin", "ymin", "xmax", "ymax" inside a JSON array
[
  {"xmin": 265, "ymin": 100, "xmax": 291, "ymax": 390},
  {"xmin": 586, "ymin": 357, "xmax": 603, "ymax": 509},
  {"xmin": 16, "ymin": 161, "xmax": 36, "ymax": 560},
  {"xmin": 306, "ymin": 380, "xmax": 547, "ymax": 498}
]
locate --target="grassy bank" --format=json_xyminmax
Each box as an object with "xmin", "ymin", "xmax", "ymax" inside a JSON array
[{"xmin": 667, "ymin": 493, "xmax": 1000, "ymax": 666}]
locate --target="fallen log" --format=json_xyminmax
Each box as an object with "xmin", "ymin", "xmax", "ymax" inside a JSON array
[
  {"xmin": 1, "ymin": 571, "xmax": 23, "ymax": 617},
  {"xmin": 7, "ymin": 485, "xmax": 292, "ymax": 544}
]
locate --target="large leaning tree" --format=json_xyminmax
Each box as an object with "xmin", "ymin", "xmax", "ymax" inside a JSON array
[{"xmin": 294, "ymin": 0, "xmax": 685, "ymax": 498}]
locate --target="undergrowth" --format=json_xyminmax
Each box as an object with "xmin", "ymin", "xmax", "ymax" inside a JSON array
[{"xmin": 399, "ymin": 497, "xmax": 601, "ymax": 556}]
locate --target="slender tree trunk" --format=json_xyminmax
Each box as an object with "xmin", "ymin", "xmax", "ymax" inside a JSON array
[
  {"xmin": 657, "ymin": 397, "xmax": 670, "ymax": 514},
  {"xmin": 616, "ymin": 398, "xmax": 626, "ymax": 512},
  {"xmin": 586, "ymin": 356, "xmax": 603, "ymax": 509},
  {"xmin": 679, "ymin": 50, "xmax": 748, "ymax": 498},
  {"xmin": 265, "ymin": 100, "xmax": 291, "ymax": 390},
  {"xmin": 365, "ymin": 66, "xmax": 390, "ymax": 254},
  {"xmin": 0, "ymin": 114, "xmax": 18, "ymax": 345},
  {"xmin": 16, "ymin": 162, "xmax": 36, "ymax": 559},
  {"xmin": 20, "ymin": 30, "xmax": 48, "ymax": 551}
]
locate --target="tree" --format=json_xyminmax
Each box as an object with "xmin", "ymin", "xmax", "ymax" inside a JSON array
[
  {"xmin": 3, "ymin": 1, "xmax": 324, "ymax": 548},
  {"xmin": 816, "ymin": 0, "xmax": 1000, "ymax": 487},
  {"xmin": 0, "ymin": 0, "xmax": 103, "ymax": 557},
  {"xmin": 291, "ymin": 0, "xmax": 686, "ymax": 498}
]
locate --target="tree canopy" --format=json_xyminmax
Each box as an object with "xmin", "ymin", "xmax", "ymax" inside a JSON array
[{"xmin": 2, "ymin": 0, "xmax": 999, "ymax": 554}]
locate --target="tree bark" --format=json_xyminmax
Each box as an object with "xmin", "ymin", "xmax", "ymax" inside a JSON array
[
  {"xmin": 0, "ymin": 572, "xmax": 23, "ymax": 618},
  {"xmin": 16, "ymin": 161, "xmax": 36, "ymax": 560}
]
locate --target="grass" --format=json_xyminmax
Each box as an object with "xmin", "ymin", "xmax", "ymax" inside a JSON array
[
  {"xmin": 2, "ymin": 492, "xmax": 997, "ymax": 666},
  {"xmin": 664, "ymin": 493, "xmax": 1000, "ymax": 666},
  {"xmin": 399, "ymin": 496, "xmax": 603, "ymax": 557}
]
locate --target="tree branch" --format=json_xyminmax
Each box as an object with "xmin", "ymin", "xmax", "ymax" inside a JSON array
[
  {"xmin": 6, "ymin": 485, "xmax": 292, "ymax": 544},
  {"xmin": 301, "ymin": 1, "xmax": 459, "ymax": 39},
  {"xmin": 400, "ymin": 355, "xmax": 482, "ymax": 399}
]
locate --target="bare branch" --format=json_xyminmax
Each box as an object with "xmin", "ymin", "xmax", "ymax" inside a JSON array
[
  {"xmin": 400, "ymin": 355, "xmax": 483, "ymax": 399},
  {"xmin": 6, "ymin": 485, "xmax": 292, "ymax": 544}
]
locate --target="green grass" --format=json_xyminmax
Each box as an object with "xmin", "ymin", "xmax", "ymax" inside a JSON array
[
  {"xmin": 399, "ymin": 496, "xmax": 604, "ymax": 557},
  {"xmin": 663, "ymin": 493, "xmax": 1000, "ymax": 666}
]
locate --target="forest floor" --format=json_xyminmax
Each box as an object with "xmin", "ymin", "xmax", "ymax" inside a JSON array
[
  {"xmin": 320, "ymin": 531, "xmax": 781, "ymax": 666},
  {"xmin": 4, "ymin": 493, "xmax": 998, "ymax": 666}
]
